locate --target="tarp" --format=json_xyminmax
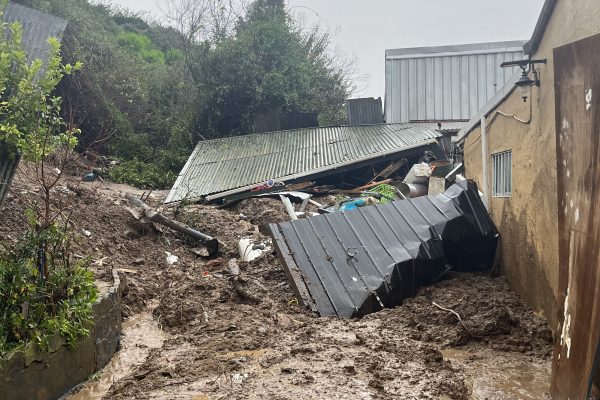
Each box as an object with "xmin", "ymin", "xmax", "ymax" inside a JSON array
[{"xmin": 269, "ymin": 181, "xmax": 498, "ymax": 318}]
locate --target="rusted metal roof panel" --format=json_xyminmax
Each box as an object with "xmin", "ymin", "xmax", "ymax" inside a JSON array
[
  {"xmin": 552, "ymin": 32, "xmax": 600, "ymax": 399},
  {"xmin": 385, "ymin": 41, "xmax": 526, "ymax": 123},
  {"xmin": 269, "ymin": 181, "xmax": 498, "ymax": 318},
  {"xmin": 3, "ymin": 2, "xmax": 67, "ymax": 63},
  {"xmin": 166, "ymin": 123, "xmax": 449, "ymax": 203}
]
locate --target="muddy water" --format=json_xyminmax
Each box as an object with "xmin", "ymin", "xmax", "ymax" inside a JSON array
[
  {"xmin": 441, "ymin": 348, "xmax": 552, "ymax": 399},
  {"xmin": 67, "ymin": 312, "xmax": 168, "ymax": 400}
]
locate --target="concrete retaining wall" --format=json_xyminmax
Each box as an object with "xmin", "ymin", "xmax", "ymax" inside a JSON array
[{"xmin": 0, "ymin": 270, "xmax": 126, "ymax": 400}]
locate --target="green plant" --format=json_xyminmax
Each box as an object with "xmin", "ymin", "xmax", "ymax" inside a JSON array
[
  {"xmin": 0, "ymin": 0, "xmax": 96, "ymax": 356},
  {"xmin": 108, "ymin": 159, "xmax": 178, "ymax": 189},
  {"xmin": 0, "ymin": 216, "xmax": 97, "ymax": 355},
  {"xmin": 0, "ymin": 17, "xmax": 81, "ymax": 164},
  {"xmin": 117, "ymin": 31, "xmax": 165, "ymax": 64}
]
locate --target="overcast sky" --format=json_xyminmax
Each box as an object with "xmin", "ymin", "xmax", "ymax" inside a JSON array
[{"xmin": 107, "ymin": 0, "xmax": 545, "ymax": 99}]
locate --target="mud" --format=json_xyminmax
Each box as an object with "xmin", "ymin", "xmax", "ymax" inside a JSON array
[
  {"xmin": 1, "ymin": 168, "xmax": 554, "ymax": 399},
  {"xmin": 66, "ymin": 311, "xmax": 168, "ymax": 400}
]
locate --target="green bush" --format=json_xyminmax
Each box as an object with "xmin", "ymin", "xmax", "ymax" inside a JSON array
[
  {"xmin": 0, "ymin": 218, "xmax": 98, "ymax": 356},
  {"xmin": 117, "ymin": 31, "xmax": 165, "ymax": 64},
  {"xmin": 108, "ymin": 159, "xmax": 178, "ymax": 189}
]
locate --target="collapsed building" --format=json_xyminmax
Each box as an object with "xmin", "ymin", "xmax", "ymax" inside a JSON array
[{"xmin": 165, "ymin": 121, "xmax": 463, "ymax": 205}]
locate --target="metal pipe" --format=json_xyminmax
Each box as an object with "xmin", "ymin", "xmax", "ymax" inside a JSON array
[
  {"xmin": 398, "ymin": 182, "xmax": 428, "ymax": 198},
  {"xmin": 481, "ymin": 116, "xmax": 490, "ymax": 210}
]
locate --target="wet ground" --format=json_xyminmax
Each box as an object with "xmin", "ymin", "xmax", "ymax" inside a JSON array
[
  {"xmin": 1, "ymin": 170, "xmax": 554, "ymax": 399},
  {"xmin": 67, "ymin": 273, "xmax": 552, "ymax": 400}
]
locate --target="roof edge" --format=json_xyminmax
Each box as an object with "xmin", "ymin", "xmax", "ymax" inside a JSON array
[
  {"xmin": 523, "ymin": 0, "xmax": 558, "ymax": 55},
  {"xmin": 186, "ymin": 122, "xmax": 440, "ymax": 146},
  {"xmin": 386, "ymin": 40, "xmax": 527, "ymax": 59}
]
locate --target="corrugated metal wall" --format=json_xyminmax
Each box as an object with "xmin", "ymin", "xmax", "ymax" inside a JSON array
[
  {"xmin": 252, "ymin": 109, "xmax": 319, "ymax": 133},
  {"xmin": 385, "ymin": 41, "xmax": 526, "ymax": 123},
  {"xmin": 3, "ymin": 2, "xmax": 68, "ymax": 63},
  {"xmin": 346, "ymin": 97, "xmax": 384, "ymax": 125}
]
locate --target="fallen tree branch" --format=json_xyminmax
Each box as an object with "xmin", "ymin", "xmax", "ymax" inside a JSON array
[
  {"xmin": 432, "ymin": 301, "xmax": 479, "ymax": 338},
  {"xmin": 126, "ymin": 194, "xmax": 218, "ymax": 256}
]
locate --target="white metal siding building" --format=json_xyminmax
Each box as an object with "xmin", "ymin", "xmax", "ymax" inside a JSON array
[{"xmin": 385, "ymin": 41, "xmax": 526, "ymax": 123}]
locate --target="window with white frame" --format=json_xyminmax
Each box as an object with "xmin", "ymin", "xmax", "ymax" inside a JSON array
[{"xmin": 492, "ymin": 150, "xmax": 512, "ymax": 197}]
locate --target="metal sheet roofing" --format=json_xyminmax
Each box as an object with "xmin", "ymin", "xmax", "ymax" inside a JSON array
[
  {"xmin": 385, "ymin": 41, "xmax": 526, "ymax": 123},
  {"xmin": 269, "ymin": 181, "xmax": 499, "ymax": 318},
  {"xmin": 166, "ymin": 123, "xmax": 447, "ymax": 203},
  {"xmin": 3, "ymin": 2, "xmax": 67, "ymax": 63}
]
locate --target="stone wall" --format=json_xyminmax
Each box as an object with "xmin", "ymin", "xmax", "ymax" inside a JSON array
[{"xmin": 0, "ymin": 270, "xmax": 126, "ymax": 400}]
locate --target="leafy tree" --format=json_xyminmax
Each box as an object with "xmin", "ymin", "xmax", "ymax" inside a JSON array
[
  {"xmin": 11, "ymin": 0, "xmax": 355, "ymax": 188},
  {"xmin": 192, "ymin": 0, "xmax": 353, "ymax": 138}
]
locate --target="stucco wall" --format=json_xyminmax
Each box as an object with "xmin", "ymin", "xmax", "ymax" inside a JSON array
[
  {"xmin": 463, "ymin": 0, "xmax": 600, "ymax": 333},
  {"xmin": 0, "ymin": 270, "xmax": 126, "ymax": 400}
]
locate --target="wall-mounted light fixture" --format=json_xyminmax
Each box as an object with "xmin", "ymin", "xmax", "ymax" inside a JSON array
[{"xmin": 500, "ymin": 59, "xmax": 547, "ymax": 102}]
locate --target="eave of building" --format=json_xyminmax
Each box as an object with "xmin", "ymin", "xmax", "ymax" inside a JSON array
[{"xmin": 523, "ymin": 0, "xmax": 558, "ymax": 56}]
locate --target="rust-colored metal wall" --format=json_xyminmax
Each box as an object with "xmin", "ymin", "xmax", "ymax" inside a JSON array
[{"xmin": 552, "ymin": 32, "xmax": 600, "ymax": 399}]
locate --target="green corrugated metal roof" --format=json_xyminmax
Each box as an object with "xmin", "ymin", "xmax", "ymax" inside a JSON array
[{"xmin": 166, "ymin": 122, "xmax": 459, "ymax": 203}]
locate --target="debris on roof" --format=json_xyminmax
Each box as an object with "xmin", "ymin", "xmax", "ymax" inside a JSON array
[
  {"xmin": 268, "ymin": 181, "xmax": 498, "ymax": 318},
  {"xmin": 166, "ymin": 122, "xmax": 466, "ymax": 204},
  {"xmin": 225, "ymin": 157, "xmax": 467, "ymax": 219}
]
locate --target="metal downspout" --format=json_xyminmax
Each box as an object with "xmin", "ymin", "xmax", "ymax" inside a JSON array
[{"xmin": 481, "ymin": 116, "xmax": 490, "ymax": 210}]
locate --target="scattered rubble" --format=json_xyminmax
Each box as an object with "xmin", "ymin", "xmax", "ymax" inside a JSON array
[{"xmin": 0, "ymin": 167, "xmax": 553, "ymax": 399}]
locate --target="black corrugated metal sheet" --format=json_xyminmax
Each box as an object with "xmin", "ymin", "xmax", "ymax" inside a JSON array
[
  {"xmin": 346, "ymin": 98, "xmax": 384, "ymax": 125},
  {"xmin": 253, "ymin": 108, "xmax": 319, "ymax": 133},
  {"xmin": 0, "ymin": 143, "xmax": 20, "ymax": 210},
  {"xmin": 269, "ymin": 181, "xmax": 498, "ymax": 318}
]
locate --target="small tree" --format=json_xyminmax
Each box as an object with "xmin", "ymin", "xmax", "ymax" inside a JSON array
[{"xmin": 0, "ymin": 0, "xmax": 96, "ymax": 355}]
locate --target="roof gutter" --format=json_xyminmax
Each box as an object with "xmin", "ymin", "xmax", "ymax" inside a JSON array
[
  {"xmin": 202, "ymin": 138, "xmax": 442, "ymax": 203},
  {"xmin": 523, "ymin": 0, "xmax": 557, "ymax": 55}
]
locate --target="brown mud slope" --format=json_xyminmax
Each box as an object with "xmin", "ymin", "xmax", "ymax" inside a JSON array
[
  {"xmin": 0, "ymin": 169, "xmax": 553, "ymax": 399},
  {"xmin": 109, "ymin": 203, "xmax": 552, "ymax": 399}
]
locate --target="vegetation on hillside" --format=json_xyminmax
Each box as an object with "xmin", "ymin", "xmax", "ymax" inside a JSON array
[{"xmin": 13, "ymin": 0, "xmax": 354, "ymax": 189}]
